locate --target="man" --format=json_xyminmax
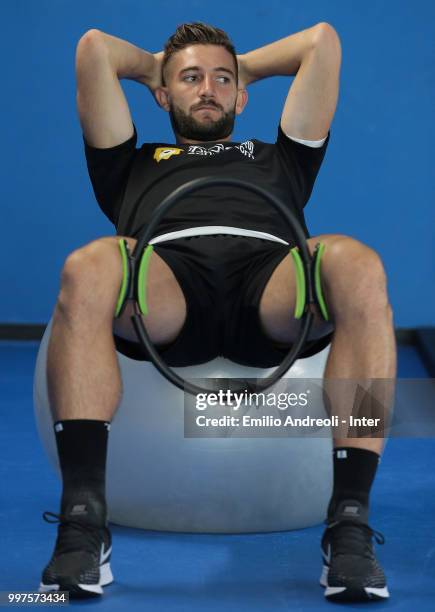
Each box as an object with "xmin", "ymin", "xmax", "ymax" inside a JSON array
[{"xmin": 39, "ymin": 22, "xmax": 396, "ymax": 602}]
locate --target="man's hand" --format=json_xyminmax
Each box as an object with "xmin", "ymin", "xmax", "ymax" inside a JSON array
[
  {"xmin": 136, "ymin": 51, "xmax": 163, "ymax": 95},
  {"xmin": 236, "ymin": 54, "xmax": 254, "ymax": 89}
]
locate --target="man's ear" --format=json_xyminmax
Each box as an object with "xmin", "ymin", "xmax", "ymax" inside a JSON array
[
  {"xmin": 154, "ymin": 87, "xmax": 170, "ymax": 111},
  {"xmin": 235, "ymin": 88, "xmax": 248, "ymax": 116}
]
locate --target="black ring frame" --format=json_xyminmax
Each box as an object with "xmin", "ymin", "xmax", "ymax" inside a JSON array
[{"xmin": 131, "ymin": 177, "xmax": 314, "ymax": 397}]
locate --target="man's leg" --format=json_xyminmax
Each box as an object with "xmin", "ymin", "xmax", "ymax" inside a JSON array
[
  {"xmin": 259, "ymin": 233, "xmax": 396, "ymax": 601},
  {"xmin": 41, "ymin": 235, "xmax": 186, "ymax": 597},
  {"xmin": 48, "ymin": 236, "xmax": 186, "ymax": 420}
]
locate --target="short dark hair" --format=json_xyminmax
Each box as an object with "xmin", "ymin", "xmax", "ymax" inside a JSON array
[{"xmin": 162, "ymin": 22, "xmax": 238, "ymax": 85}]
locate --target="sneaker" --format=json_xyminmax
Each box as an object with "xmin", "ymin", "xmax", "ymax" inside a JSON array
[
  {"xmin": 39, "ymin": 502, "xmax": 113, "ymax": 598},
  {"xmin": 320, "ymin": 499, "xmax": 389, "ymax": 602}
]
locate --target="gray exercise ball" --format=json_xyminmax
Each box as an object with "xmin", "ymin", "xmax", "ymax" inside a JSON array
[{"xmin": 34, "ymin": 318, "xmax": 333, "ymax": 533}]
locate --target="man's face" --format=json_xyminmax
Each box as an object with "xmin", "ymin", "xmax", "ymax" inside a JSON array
[{"xmin": 158, "ymin": 44, "xmax": 246, "ymax": 143}]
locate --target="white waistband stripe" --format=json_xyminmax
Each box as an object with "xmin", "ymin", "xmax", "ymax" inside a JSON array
[{"xmin": 148, "ymin": 226, "xmax": 289, "ymax": 246}]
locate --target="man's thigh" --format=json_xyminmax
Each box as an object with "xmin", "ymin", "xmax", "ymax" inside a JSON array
[{"xmin": 258, "ymin": 233, "xmax": 344, "ymax": 344}]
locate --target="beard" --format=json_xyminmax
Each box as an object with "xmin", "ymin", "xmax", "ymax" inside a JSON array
[{"xmin": 169, "ymin": 101, "xmax": 236, "ymax": 142}]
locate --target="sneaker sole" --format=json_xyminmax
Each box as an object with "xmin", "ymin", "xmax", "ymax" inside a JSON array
[
  {"xmin": 39, "ymin": 562, "xmax": 113, "ymax": 598},
  {"xmin": 320, "ymin": 564, "xmax": 389, "ymax": 601}
]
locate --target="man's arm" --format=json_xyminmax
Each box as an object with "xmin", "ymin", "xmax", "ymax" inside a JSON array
[
  {"xmin": 238, "ymin": 23, "xmax": 341, "ymax": 141},
  {"xmin": 76, "ymin": 29, "xmax": 162, "ymax": 148}
]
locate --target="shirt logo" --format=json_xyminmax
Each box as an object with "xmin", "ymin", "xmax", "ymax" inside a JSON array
[
  {"xmin": 188, "ymin": 141, "xmax": 255, "ymax": 159},
  {"xmin": 153, "ymin": 147, "xmax": 184, "ymax": 163}
]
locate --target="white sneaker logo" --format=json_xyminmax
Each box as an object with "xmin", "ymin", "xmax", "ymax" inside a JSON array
[
  {"xmin": 100, "ymin": 543, "xmax": 112, "ymax": 564},
  {"xmin": 71, "ymin": 504, "xmax": 87, "ymax": 516},
  {"xmin": 343, "ymin": 505, "xmax": 359, "ymax": 516}
]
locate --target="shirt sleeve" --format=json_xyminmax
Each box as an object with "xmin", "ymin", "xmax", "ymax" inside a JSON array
[
  {"xmin": 83, "ymin": 125, "xmax": 138, "ymax": 226},
  {"xmin": 275, "ymin": 124, "xmax": 330, "ymax": 209}
]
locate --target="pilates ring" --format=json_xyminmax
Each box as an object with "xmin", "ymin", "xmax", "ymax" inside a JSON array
[{"xmin": 129, "ymin": 177, "xmax": 316, "ymax": 397}]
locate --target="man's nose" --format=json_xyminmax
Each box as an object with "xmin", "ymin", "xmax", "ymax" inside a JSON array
[{"xmin": 198, "ymin": 74, "xmax": 215, "ymax": 97}]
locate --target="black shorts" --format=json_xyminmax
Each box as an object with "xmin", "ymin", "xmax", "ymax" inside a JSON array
[{"xmin": 114, "ymin": 234, "xmax": 333, "ymax": 367}]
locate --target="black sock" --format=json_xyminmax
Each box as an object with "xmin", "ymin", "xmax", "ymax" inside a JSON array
[
  {"xmin": 327, "ymin": 447, "xmax": 380, "ymax": 521},
  {"xmin": 54, "ymin": 419, "xmax": 110, "ymax": 525}
]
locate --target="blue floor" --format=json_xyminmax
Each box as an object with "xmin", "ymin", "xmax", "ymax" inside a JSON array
[{"xmin": 1, "ymin": 342, "xmax": 434, "ymax": 610}]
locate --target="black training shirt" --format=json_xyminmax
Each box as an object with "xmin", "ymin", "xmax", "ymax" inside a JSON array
[{"xmin": 84, "ymin": 124, "xmax": 330, "ymax": 243}]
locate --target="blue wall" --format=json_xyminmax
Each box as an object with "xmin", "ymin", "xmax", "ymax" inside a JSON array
[{"xmin": 3, "ymin": 0, "xmax": 434, "ymax": 326}]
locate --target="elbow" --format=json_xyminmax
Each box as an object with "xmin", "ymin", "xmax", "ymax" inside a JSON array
[
  {"xmin": 78, "ymin": 29, "xmax": 103, "ymax": 46},
  {"xmin": 76, "ymin": 29, "xmax": 108, "ymax": 65},
  {"xmin": 314, "ymin": 22, "xmax": 340, "ymax": 38},
  {"xmin": 76, "ymin": 29, "xmax": 107, "ymax": 56},
  {"xmin": 312, "ymin": 22, "xmax": 342, "ymax": 57}
]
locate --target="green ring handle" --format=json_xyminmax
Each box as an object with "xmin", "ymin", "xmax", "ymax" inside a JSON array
[
  {"xmin": 290, "ymin": 247, "xmax": 306, "ymax": 319},
  {"xmin": 137, "ymin": 244, "xmax": 154, "ymax": 315},
  {"xmin": 115, "ymin": 239, "xmax": 129, "ymax": 318}
]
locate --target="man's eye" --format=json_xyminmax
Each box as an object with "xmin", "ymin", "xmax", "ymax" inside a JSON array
[{"xmin": 183, "ymin": 75, "xmax": 230, "ymax": 83}]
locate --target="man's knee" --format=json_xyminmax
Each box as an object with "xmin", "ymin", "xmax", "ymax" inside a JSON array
[
  {"xmin": 58, "ymin": 237, "xmax": 125, "ymax": 311},
  {"xmin": 318, "ymin": 235, "xmax": 391, "ymax": 315},
  {"xmin": 323, "ymin": 236, "xmax": 386, "ymax": 284}
]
